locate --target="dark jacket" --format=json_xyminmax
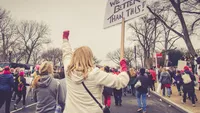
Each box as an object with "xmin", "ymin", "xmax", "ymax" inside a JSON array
[
  {"xmin": 17, "ymin": 76, "xmax": 29, "ymax": 92},
  {"xmin": 0, "ymin": 73, "xmax": 14, "ymax": 91},
  {"xmin": 133, "ymin": 74, "xmax": 149, "ymax": 94},
  {"xmin": 182, "ymin": 70, "xmax": 196, "ymax": 92},
  {"xmin": 146, "ymin": 72, "xmax": 153, "ymax": 86},
  {"xmin": 14, "ymin": 75, "xmax": 19, "ymax": 90},
  {"xmin": 159, "ymin": 72, "xmax": 171, "ymax": 85},
  {"xmin": 175, "ymin": 74, "xmax": 183, "ymax": 85},
  {"xmin": 103, "ymin": 87, "xmax": 113, "ymax": 96}
]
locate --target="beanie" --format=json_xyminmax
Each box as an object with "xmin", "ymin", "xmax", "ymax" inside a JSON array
[
  {"xmin": 4, "ymin": 66, "xmax": 10, "ymax": 71},
  {"xmin": 35, "ymin": 65, "xmax": 40, "ymax": 71},
  {"xmin": 19, "ymin": 71, "xmax": 25, "ymax": 77},
  {"xmin": 184, "ymin": 66, "xmax": 189, "ymax": 71}
]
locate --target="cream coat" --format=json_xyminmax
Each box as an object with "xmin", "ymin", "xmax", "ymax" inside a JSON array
[{"xmin": 62, "ymin": 39, "xmax": 129, "ymax": 113}]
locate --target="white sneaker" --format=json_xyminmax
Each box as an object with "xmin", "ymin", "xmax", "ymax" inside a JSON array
[
  {"xmin": 192, "ymin": 104, "xmax": 195, "ymax": 107},
  {"xmin": 14, "ymin": 104, "xmax": 17, "ymax": 110},
  {"xmin": 148, "ymin": 95, "xmax": 151, "ymax": 98},
  {"xmin": 181, "ymin": 101, "xmax": 185, "ymax": 104}
]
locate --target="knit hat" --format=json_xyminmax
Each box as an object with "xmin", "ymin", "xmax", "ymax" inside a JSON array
[
  {"xmin": 3, "ymin": 66, "xmax": 11, "ymax": 74},
  {"xmin": 19, "ymin": 71, "xmax": 25, "ymax": 77},
  {"xmin": 184, "ymin": 66, "xmax": 189, "ymax": 71},
  {"xmin": 4, "ymin": 66, "xmax": 10, "ymax": 70},
  {"xmin": 35, "ymin": 65, "xmax": 40, "ymax": 71}
]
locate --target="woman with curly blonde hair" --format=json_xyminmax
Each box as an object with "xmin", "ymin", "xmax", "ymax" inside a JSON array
[
  {"xmin": 62, "ymin": 30, "xmax": 129, "ymax": 113},
  {"xmin": 33, "ymin": 61, "xmax": 65, "ymax": 113}
]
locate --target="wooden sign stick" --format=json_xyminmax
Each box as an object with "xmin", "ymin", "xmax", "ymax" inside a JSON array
[{"xmin": 120, "ymin": 18, "xmax": 125, "ymax": 60}]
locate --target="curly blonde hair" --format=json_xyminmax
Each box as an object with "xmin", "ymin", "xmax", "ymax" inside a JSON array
[{"xmin": 67, "ymin": 46, "xmax": 94, "ymax": 78}]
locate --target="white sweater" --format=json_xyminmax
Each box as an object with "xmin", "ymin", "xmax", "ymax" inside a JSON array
[{"xmin": 62, "ymin": 39, "xmax": 129, "ymax": 113}]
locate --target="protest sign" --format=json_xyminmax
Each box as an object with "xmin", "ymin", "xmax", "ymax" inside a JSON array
[
  {"xmin": 104, "ymin": 0, "xmax": 147, "ymax": 28},
  {"xmin": 177, "ymin": 60, "xmax": 187, "ymax": 70}
]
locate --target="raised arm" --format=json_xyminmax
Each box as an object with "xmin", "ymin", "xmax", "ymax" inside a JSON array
[
  {"xmin": 62, "ymin": 30, "xmax": 72, "ymax": 70},
  {"xmin": 95, "ymin": 59, "xmax": 129, "ymax": 89},
  {"xmin": 95, "ymin": 71, "xmax": 129, "ymax": 90}
]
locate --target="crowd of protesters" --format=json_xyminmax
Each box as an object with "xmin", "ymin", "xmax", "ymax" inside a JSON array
[{"xmin": 0, "ymin": 30, "xmax": 200, "ymax": 113}]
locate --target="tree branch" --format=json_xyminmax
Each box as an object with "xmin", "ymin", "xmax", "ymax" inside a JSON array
[
  {"xmin": 182, "ymin": 11, "xmax": 200, "ymax": 15},
  {"xmin": 147, "ymin": 6, "xmax": 184, "ymax": 38},
  {"xmin": 191, "ymin": 18, "xmax": 200, "ymax": 32}
]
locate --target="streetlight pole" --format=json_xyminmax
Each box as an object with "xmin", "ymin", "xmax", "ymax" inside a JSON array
[
  {"xmin": 8, "ymin": 48, "xmax": 12, "ymax": 63},
  {"xmin": 134, "ymin": 46, "xmax": 137, "ymax": 69}
]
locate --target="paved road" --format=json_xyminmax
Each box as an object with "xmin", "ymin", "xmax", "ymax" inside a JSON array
[
  {"xmin": 0, "ymin": 91, "xmax": 35, "ymax": 113},
  {"xmin": 110, "ymin": 94, "xmax": 182, "ymax": 113},
  {"xmin": 0, "ymin": 93, "xmax": 183, "ymax": 113}
]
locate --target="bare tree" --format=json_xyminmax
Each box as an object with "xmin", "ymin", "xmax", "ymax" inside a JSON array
[
  {"xmin": 17, "ymin": 20, "xmax": 50, "ymax": 64},
  {"xmin": 0, "ymin": 8, "xmax": 18, "ymax": 62},
  {"xmin": 41, "ymin": 48, "xmax": 62, "ymax": 66},
  {"xmin": 93, "ymin": 56, "xmax": 101, "ymax": 65},
  {"xmin": 9, "ymin": 42, "xmax": 25, "ymax": 63},
  {"xmin": 148, "ymin": 0, "xmax": 200, "ymax": 56},
  {"xmin": 107, "ymin": 48, "xmax": 135, "ymax": 67},
  {"xmin": 129, "ymin": 16, "xmax": 162, "ymax": 68},
  {"xmin": 158, "ymin": 14, "xmax": 181, "ymax": 65},
  {"xmin": 196, "ymin": 49, "xmax": 200, "ymax": 56},
  {"xmin": 31, "ymin": 49, "xmax": 42, "ymax": 65},
  {"xmin": 135, "ymin": 45, "xmax": 144, "ymax": 68}
]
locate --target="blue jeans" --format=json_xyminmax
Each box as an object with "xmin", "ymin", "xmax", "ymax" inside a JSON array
[
  {"xmin": 136, "ymin": 91, "xmax": 147, "ymax": 112},
  {"xmin": 162, "ymin": 87, "xmax": 171, "ymax": 96}
]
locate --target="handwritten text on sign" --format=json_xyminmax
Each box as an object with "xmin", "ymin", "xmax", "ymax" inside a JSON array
[{"xmin": 104, "ymin": 0, "xmax": 146, "ymax": 29}]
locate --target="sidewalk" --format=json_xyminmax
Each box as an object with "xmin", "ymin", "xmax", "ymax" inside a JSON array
[{"xmin": 155, "ymin": 84, "xmax": 200, "ymax": 113}]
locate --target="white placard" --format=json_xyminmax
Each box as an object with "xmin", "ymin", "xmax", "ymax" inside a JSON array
[
  {"xmin": 177, "ymin": 60, "xmax": 187, "ymax": 71},
  {"xmin": 104, "ymin": 0, "xmax": 147, "ymax": 28}
]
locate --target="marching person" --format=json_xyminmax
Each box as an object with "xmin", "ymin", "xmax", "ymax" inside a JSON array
[
  {"xmin": 102, "ymin": 66, "xmax": 113, "ymax": 108},
  {"xmin": 12, "ymin": 67, "xmax": 20, "ymax": 101},
  {"xmin": 174, "ymin": 70, "xmax": 183, "ymax": 96},
  {"xmin": 128, "ymin": 68, "xmax": 136, "ymax": 96},
  {"xmin": 62, "ymin": 30, "xmax": 129, "ymax": 113},
  {"xmin": 0, "ymin": 66, "xmax": 14, "ymax": 113},
  {"xmin": 112, "ymin": 68, "xmax": 123, "ymax": 106},
  {"xmin": 159, "ymin": 68, "xmax": 172, "ymax": 97},
  {"xmin": 182, "ymin": 66, "xmax": 196, "ymax": 107},
  {"xmin": 31, "ymin": 65, "xmax": 40, "ymax": 102},
  {"xmin": 33, "ymin": 61, "xmax": 65, "ymax": 113},
  {"xmin": 14, "ymin": 71, "xmax": 29, "ymax": 110},
  {"xmin": 149, "ymin": 67, "xmax": 156, "ymax": 91},
  {"xmin": 53, "ymin": 67, "xmax": 67, "ymax": 112},
  {"xmin": 133, "ymin": 68, "xmax": 149, "ymax": 113},
  {"xmin": 146, "ymin": 69, "xmax": 152, "ymax": 97}
]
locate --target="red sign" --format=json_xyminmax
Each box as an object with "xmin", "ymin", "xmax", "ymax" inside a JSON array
[{"xmin": 156, "ymin": 53, "xmax": 162, "ymax": 58}]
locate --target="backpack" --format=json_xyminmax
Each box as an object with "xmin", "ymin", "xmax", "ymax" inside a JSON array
[
  {"xmin": 182, "ymin": 73, "xmax": 192, "ymax": 84},
  {"xmin": 18, "ymin": 77, "xmax": 24, "ymax": 92}
]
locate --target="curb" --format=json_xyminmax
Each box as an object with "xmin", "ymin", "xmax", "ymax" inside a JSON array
[
  {"xmin": 11, "ymin": 103, "xmax": 36, "ymax": 113},
  {"xmin": 151, "ymin": 91, "xmax": 192, "ymax": 113}
]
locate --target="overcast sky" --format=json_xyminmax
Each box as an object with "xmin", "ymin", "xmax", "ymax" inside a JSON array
[{"xmin": 1, "ymin": 0, "xmax": 199, "ymax": 66}]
